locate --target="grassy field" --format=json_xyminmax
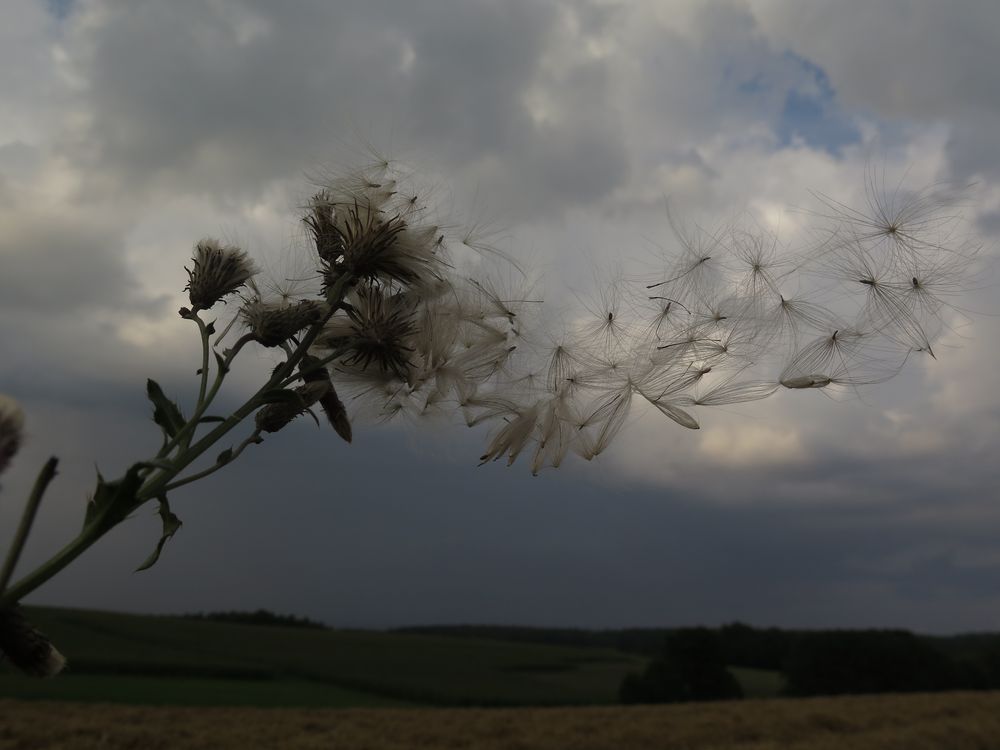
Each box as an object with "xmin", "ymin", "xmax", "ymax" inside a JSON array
[
  {"xmin": 0, "ymin": 607, "xmax": 652, "ymax": 707},
  {"xmin": 729, "ymin": 667, "xmax": 785, "ymax": 699},
  {"xmin": 2, "ymin": 692, "xmax": 999, "ymax": 749},
  {"xmin": 0, "ymin": 674, "xmax": 412, "ymax": 708}
]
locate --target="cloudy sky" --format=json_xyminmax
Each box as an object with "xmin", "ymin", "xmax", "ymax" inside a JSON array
[{"xmin": 2, "ymin": 0, "xmax": 999, "ymax": 634}]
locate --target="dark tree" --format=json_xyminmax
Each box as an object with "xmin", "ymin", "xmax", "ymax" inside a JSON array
[
  {"xmin": 783, "ymin": 629, "xmax": 953, "ymax": 696},
  {"xmin": 620, "ymin": 627, "xmax": 743, "ymax": 704}
]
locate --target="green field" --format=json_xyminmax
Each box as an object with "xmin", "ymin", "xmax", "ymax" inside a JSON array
[
  {"xmin": 1, "ymin": 607, "xmax": 667, "ymax": 707},
  {"xmin": 729, "ymin": 666, "xmax": 786, "ymax": 698},
  {"xmin": 0, "ymin": 674, "xmax": 410, "ymax": 707},
  {"xmin": 1, "ymin": 607, "xmax": 790, "ymax": 707}
]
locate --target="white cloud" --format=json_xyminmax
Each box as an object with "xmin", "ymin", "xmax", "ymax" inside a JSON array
[{"xmin": 698, "ymin": 423, "xmax": 806, "ymax": 466}]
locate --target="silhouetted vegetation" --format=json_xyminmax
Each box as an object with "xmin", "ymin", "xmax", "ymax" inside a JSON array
[
  {"xmin": 719, "ymin": 622, "xmax": 794, "ymax": 670},
  {"xmin": 398, "ymin": 622, "xmax": 1000, "ymax": 700},
  {"xmin": 395, "ymin": 625, "xmax": 684, "ymax": 655},
  {"xmin": 182, "ymin": 609, "xmax": 328, "ymax": 630},
  {"xmin": 619, "ymin": 628, "xmax": 743, "ymax": 704},
  {"xmin": 4, "ymin": 607, "xmax": 640, "ymax": 707},
  {"xmin": 783, "ymin": 629, "xmax": 951, "ymax": 695},
  {"xmin": 9, "ymin": 608, "xmax": 1000, "ymax": 708}
]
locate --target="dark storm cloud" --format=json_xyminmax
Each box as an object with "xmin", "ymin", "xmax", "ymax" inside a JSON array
[{"xmin": 12, "ymin": 416, "xmax": 998, "ymax": 633}]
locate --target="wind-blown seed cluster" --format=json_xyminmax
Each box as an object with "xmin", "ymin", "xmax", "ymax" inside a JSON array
[{"xmin": 195, "ymin": 162, "xmax": 977, "ymax": 474}]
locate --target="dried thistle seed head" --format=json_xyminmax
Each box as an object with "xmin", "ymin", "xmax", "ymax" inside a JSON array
[
  {"xmin": 0, "ymin": 608, "xmax": 66, "ymax": 677},
  {"xmin": 0, "ymin": 394, "xmax": 25, "ymax": 475},
  {"xmin": 320, "ymin": 286, "xmax": 418, "ymax": 381},
  {"xmin": 306, "ymin": 191, "xmax": 441, "ymax": 290},
  {"xmin": 185, "ymin": 239, "xmax": 259, "ymax": 311},
  {"xmin": 242, "ymin": 299, "xmax": 328, "ymax": 347},
  {"xmin": 304, "ymin": 190, "xmax": 346, "ymax": 265}
]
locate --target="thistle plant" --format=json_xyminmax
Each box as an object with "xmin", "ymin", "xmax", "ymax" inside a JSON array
[{"xmin": 0, "ymin": 161, "xmax": 981, "ymax": 676}]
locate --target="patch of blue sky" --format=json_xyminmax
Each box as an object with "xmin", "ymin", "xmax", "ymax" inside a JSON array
[
  {"xmin": 45, "ymin": 0, "xmax": 74, "ymax": 21},
  {"xmin": 776, "ymin": 53, "xmax": 861, "ymax": 157}
]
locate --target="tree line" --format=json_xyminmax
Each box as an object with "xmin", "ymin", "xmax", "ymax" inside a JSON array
[{"xmin": 397, "ymin": 623, "xmax": 1000, "ymax": 701}]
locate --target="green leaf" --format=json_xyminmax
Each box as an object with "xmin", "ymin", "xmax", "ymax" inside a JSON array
[
  {"xmin": 198, "ymin": 415, "xmax": 226, "ymax": 424},
  {"xmin": 146, "ymin": 379, "xmax": 186, "ymax": 439},
  {"xmin": 214, "ymin": 351, "xmax": 229, "ymax": 375},
  {"xmin": 136, "ymin": 496, "xmax": 182, "ymax": 572},
  {"xmin": 260, "ymin": 389, "xmax": 305, "ymax": 406},
  {"xmin": 83, "ymin": 463, "xmax": 146, "ymax": 532},
  {"xmin": 216, "ymin": 448, "xmax": 233, "ymax": 465}
]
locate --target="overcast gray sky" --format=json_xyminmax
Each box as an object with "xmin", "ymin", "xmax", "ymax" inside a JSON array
[{"xmin": 2, "ymin": 0, "xmax": 999, "ymax": 633}]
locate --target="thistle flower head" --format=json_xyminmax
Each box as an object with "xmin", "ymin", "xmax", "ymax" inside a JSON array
[
  {"xmin": 185, "ymin": 239, "xmax": 259, "ymax": 311},
  {"xmin": 0, "ymin": 394, "xmax": 25, "ymax": 475},
  {"xmin": 242, "ymin": 298, "xmax": 328, "ymax": 348}
]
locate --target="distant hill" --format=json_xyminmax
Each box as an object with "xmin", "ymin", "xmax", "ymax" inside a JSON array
[
  {"xmin": 397, "ymin": 623, "xmax": 1000, "ymax": 696},
  {"xmin": 0, "ymin": 606, "xmax": 644, "ymax": 708},
  {"xmin": 5, "ymin": 608, "xmax": 998, "ymax": 709}
]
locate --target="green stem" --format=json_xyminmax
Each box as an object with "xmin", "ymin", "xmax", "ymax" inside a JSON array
[
  {"xmin": 0, "ymin": 515, "xmax": 104, "ymax": 607},
  {"xmin": 0, "ymin": 457, "xmax": 59, "ymax": 596},
  {"xmin": 138, "ymin": 280, "xmax": 349, "ymax": 500},
  {"xmin": 278, "ymin": 345, "xmax": 348, "ymax": 388},
  {"xmin": 270, "ymin": 274, "xmax": 349, "ymax": 387},
  {"xmin": 161, "ymin": 430, "xmax": 262, "ymax": 492},
  {"xmin": 194, "ymin": 314, "xmax": 211, "ymax": 415},
  {"xmin": 156, "ymin": 332, "xmax": 254, "ymax": 460},
  {"xmin": 1, "ymin": 274, "xmax": 355, "ymax": 607}
]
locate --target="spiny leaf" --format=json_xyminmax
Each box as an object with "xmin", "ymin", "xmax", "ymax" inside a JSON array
[
  {"xmin": 146, "ymin": 379, "xmax": 186, "ymax": 439},
  {"xmin": 83, "ymin": 463, "xmax": 146, "ymax": 532},
  {"xmin": 136, "ymin": 496, "xmax": 182, "ymax": 572}
]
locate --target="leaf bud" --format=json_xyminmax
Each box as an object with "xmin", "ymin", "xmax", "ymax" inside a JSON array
[{"xmin": 243, "ymin": 300, "xmax": 328, "ymax": 347}]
